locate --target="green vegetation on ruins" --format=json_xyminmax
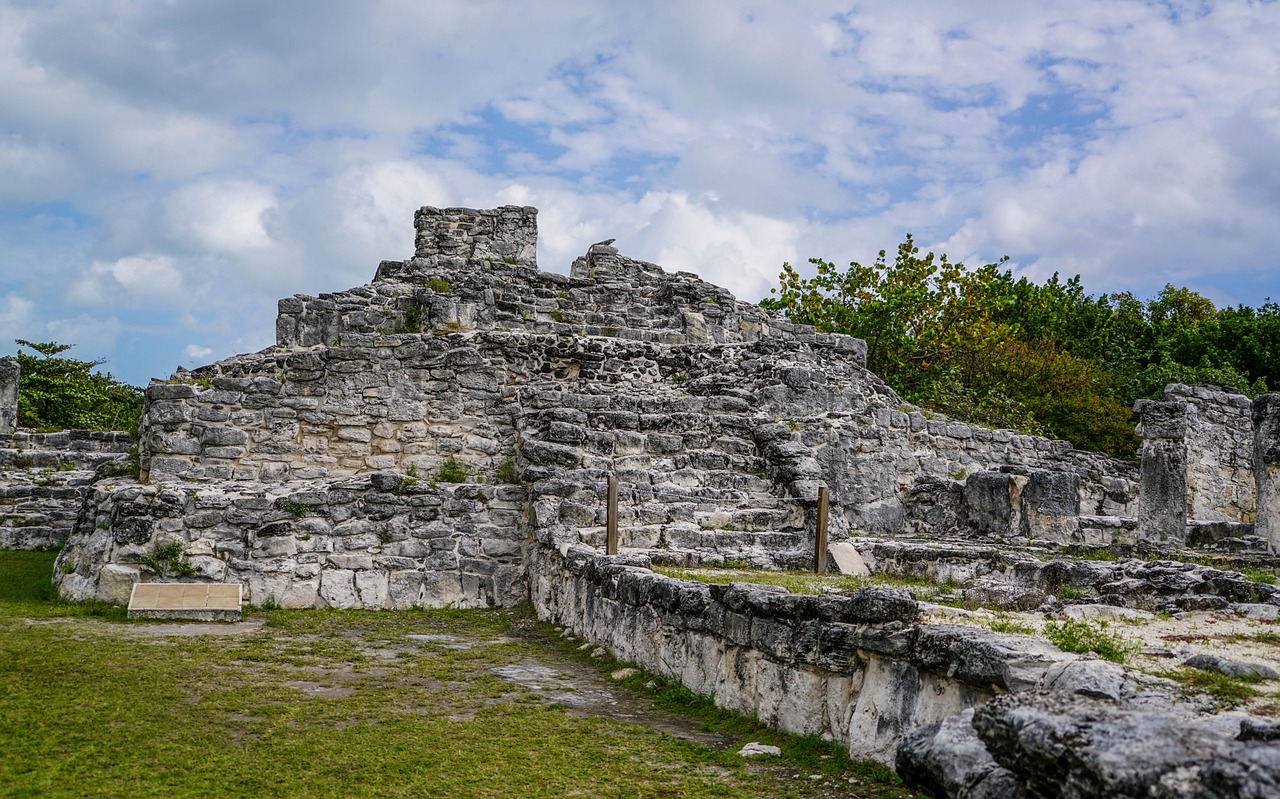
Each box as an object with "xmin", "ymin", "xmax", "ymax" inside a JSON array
[
  {"xmin": 657, "ymin": 565, "xmax": 959, "ymax": 602},
  {"xmin": 763, "ymin": 237, "xmax": 1279, "ymax": 459},
  {"xmin": 10, "ymin": 339, "xmax": 144, "ymax": 434},
  {"xmin": 0, "ymin": 551, "xmax": 911, "ymax": 799}
]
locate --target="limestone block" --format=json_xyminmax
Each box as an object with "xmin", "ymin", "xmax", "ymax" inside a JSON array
[
  {"xmin": 423, "ymin": 571, "xmax": 465, "ymax": 608},
  {"xmin": 355, "ymin": 570, "xmax": 389, "ymax": 607},
  {"xmin": 98, "ymin": 564, "xmax": 141, "ymax": 605},
  {"xmin": 319, "ymin": 569, "xmax": 359, "ymax": 609},
  {"xmin": 388, "ymin": 570, "xmax": 425, "ymax": 609}
]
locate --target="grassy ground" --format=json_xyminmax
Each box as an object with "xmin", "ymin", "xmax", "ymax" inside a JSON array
[
  {"xmin": 656, "ymin": 566, "xmax": 953, "ymax": 601},
  {"xmin": 0, "ymin": 551, "xmax": 911, "ymax": 799}
]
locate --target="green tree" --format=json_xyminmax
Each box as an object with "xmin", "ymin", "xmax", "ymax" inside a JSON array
[
  {"xmin": 763, "ymin": 238, "xmax": 1140, "ymax": 458},
  {"xmin": 11, "ymin": 340, "xmax": 143, "ymax": 433}
]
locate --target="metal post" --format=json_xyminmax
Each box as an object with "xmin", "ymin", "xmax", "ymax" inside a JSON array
[
  {"xmin": 606, "ymin": 473, "xmax": 619, "ymax": 555},
  {"xmin": 815, "ymin": 486, "xmax": 829, "ymax": 574}
]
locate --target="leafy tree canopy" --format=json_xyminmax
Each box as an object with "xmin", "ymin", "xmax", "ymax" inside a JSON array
[
  {"xmin": 763, "ymin": 239, "xmax": 1276, "ymax": 460},
  {"xmin": 10, "ymin": 340, "xmax": 142, "ymax": 434}
]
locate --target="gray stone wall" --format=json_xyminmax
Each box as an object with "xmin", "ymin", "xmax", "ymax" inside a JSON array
[
  {"xmin": 1254, "ymin": 394, "xmax": 1280, "ymax": 551},
  {"xmin": 60, "ymin": 204, "xmax": 1186, "ymax": 607},
  {"xmin": 530, "ymin": 538, "xmax": 1147, "ymax": 764},
  {"xmin": 1170, "ymin": 383, "xmax": 1256, "ymax": 523},
  {"xmin": 56, "ymin": 474, "xmax": 527, "ymax": 607},
  {"xmin": 0, "ymin": 430, "xmax": 132, "ymax": 550}
]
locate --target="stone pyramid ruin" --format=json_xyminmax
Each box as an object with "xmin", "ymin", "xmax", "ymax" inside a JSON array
[{"xmin": 48, "ymin": 205, "xmax": 1279, "ymax": 608}]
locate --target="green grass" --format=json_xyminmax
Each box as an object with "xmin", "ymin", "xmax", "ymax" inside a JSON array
[
  {"xmin": 1152, "ymin": 667, "xmax": 1262, "ymax": 709},
  {"xmin": 1043, "ymin": 618, "xmax": 1139, "ymax": 663},
  {"xmin": 657, "ymin": 565, "xmax": 947, "ymax": 600},
  {"xmin": 1239, "ymin": 566, "xmax": 1280, "ymax": 585},
  {"xmin": 0, "ymin": 550, "xmax": 910, "ymax": 798}
]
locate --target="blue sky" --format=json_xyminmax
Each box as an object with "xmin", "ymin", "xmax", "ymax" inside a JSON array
[{"xmin": 2, "ymin": 0, "xmax": 1279, "ymax": 386}]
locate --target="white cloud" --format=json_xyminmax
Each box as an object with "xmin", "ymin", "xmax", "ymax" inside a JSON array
[
  {"xmin": 2, "ymin": 0, "xmax": 1280, "ymax": 385},
  {"xmin": 183, "ymin": 344, "xmax": 213, "ymax": 362},
  {"xmin": 162, "ymin": 181, "xmax": 276, "ymax": 254},
  {"xmin": 67, "ymin": 254, "xmax": 185, "ymax": 307}
]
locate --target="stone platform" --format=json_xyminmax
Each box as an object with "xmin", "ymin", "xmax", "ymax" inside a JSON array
[{"xmin": 127, "ymin": 583, "xmax": 242, "ymax": 621}]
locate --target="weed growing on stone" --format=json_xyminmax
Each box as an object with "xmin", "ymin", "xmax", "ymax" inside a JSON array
[
  {"xmin": 135, "ymin": 541, "xmax": 197, "ymax": 578},
  {"xmin": 985, "ymin": 613, "xmax": 1035, "ymax": 635},
  {"xmin": 496, "ymin": 457, "xmax": 517, "ymax": 484},
  {"xmin": 1153, "ymin": 667, "xmax": 1262, "ymax": 708},
  {"xmin": 436, "ymin": 456, "xmax": 470, "ymax": 484},
  {"xmin": 395, "ymin": 464, "xmax": 420, "ymax": 493},
  {"xmin": 658, "ymin": 565, "xmax": 944, "ymax": 599},
  {"xmin": 1043, "ymin": 618, "xmax": 1138, "ymax": 663},
  {"xmin": 1240, "ymin": 567, "xmax": 1280, "ymax": 585},
  {"xmin": 281, "ymin": 499, "xmax": 310, "ymax": 517},
  {"xmin": 1054, "ymin": 584, "xmax": 1088, "ymax": 601},
  {"xmin": 425, "ymin": 277, "xmax": 452, "ymax": 293},
  {"xmin": 100, "ymin": 445, "xmax": 141, "ymax": 479},
  {"xmin": 1062, "ymin": 545, "xmax": 1117, "ymax": 561}
]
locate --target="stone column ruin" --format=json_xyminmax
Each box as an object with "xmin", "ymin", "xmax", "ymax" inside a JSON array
[
  {"xmin": 1253, "ymin": 393, "xmax": 1280, "ymax": 552},
  {"xmin": 1135, "ymin": 398, "xmax": 1188, "ymax": 547},
  {"xmin": 0, "ymin": 357, "xmax": 18, "ymax": 435}
]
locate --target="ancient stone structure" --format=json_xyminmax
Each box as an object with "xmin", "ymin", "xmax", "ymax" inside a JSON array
[
  {"xmin": 48, "ymin": 205, "xmax": 1278, "ymax": 606},
  {"xmin": 11, "ymin": 205, "xmax": 1277, "ymax": 794},
  {"xmin": 535, "ymin": 540, "xmax": 1279, "ymax": 790}
]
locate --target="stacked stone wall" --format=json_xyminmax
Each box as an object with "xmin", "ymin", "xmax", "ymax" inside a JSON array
[
  {"xmin": 0, "ymin": 431, "xmax": 132, "ymax": 550},
  {"xmin": 1170, "ymin": 383, "xmax": 1256, "ymax": 523},
  {"xmin": 59, "ymin": 204, "xmax": 1233, "ymax": 607},
  {"xmin": 528, "ymin": 539, "xmax": 1202, "ymax": 765},
  {"xmin": 56, "ymin": 475, "xmax": 527, "ymax": 608}
]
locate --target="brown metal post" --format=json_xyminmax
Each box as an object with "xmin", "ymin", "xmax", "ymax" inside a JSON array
[
  {"xmin": 815, "ymin": 486, "xmax": 829, "ymax": 574},
  {"xmin": 606, "ymin": 473, "xmax": 619, "ymax": 555}
]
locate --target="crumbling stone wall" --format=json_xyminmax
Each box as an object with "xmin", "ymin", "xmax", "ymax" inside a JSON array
[
  {"xmin": 0, "ymin": 431, "xmax": 131, "ymax": 550},
  {"xmin": 1136, "ymin": 384, "xmax": 1261, "ymax": 548},
  {"xmin": 1173, "ymin": 383, "xmax": 1256, "ymax": 523},
  {"xmin": 1254, "ymin": 394, "xmax": 1280, "ymax": 551},
  {"xmin": 55, "ymin": 475, "xmax": 527, "ymax": 608}
]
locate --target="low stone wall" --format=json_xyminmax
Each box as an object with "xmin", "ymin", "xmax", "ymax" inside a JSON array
[
  {"xmin": 526, "ymin": 538, "xmax": 1170, "ymax": 764},
  {"xmin": 0, "ymin": 431, "xmax": 132, "ymax": 549},
  {"xmin": 54, "ymin": 473, "xmax": 528, "ymax": 609}
]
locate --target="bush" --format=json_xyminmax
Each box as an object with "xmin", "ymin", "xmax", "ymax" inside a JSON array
[{"xmin": 11, "ymin": 340, "xmax": 142, "ymax": 433}]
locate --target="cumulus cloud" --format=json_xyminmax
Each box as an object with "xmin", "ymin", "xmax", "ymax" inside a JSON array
[{"xmin": 2, "ymin": 0, "xmax": 1279, "ymax": 385}]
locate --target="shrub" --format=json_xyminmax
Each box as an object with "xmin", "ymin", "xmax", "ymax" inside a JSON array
[{"xmin": 12, "ymin": 340, "xmax": 143, "ymax": 433}]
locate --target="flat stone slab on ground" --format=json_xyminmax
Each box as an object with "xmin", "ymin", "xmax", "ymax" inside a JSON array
[{"xmin": 128, "ymin": 583, "xmax": 242, "ymax": 621}]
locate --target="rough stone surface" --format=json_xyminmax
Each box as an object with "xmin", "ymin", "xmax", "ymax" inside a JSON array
[
  {"xmin": 0, "ymin": 357, "xmax": 17, "ymax": 436},
  {"xmin": 0, "ymin": 430, "xmax": 132, "ymax": 549},
  {"xmin": 1253, "ymin": 394, "xmax": 1280, "ymax": 552},
  {"xmin": 971, "ymin": 692, "xmax": 1280, "ymax": 799},
  {"xmin": 896, "ymin": 710, "xmax": 1026, "ymax": 799}
]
